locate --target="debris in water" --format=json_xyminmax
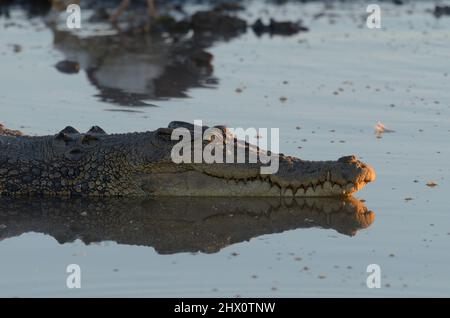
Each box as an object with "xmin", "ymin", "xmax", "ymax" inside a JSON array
[
  {"xmin": 426, "ymin": 181, "xmax": 438, "ymax": 188},
  {"xmin": 375, "ymin": 121, "xmax": 395, "ymax": 138}
]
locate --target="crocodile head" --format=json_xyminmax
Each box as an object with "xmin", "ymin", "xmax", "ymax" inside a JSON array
[{"xmin": 135, "ymin": 122, "xmax": 376, "ymax": 197}]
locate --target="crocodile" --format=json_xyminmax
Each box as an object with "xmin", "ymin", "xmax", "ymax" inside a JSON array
[
  {"xmin": 0, "ymin": 196, "xmax": 375, "ymax": 253},
  {"xmin": 0, "ymin": 121, "xmax": 376, "ymax": 197}
]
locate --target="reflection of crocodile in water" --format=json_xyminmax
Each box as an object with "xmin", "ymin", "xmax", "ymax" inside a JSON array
[
  {"xmin": 0, "ymin": 196, "xmax": 374, "ymax": 254},
  {"xmin": 0, "ymin": 121, "xmax": 376, "ymax": 197},
  {"xmin": 52, "ymin": 29, "xmax": 218, "ymax": 106}
]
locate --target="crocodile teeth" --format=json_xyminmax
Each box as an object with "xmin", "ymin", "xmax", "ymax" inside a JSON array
[
  {"xmin": 305, "ymin": 187, "xmax": 315, "ymax": 196},
  {"xmin": 314, "ymin": 184, "xmax": 326, "ymax": 196},
  {"xmin": 202, "ymin": 175, "xmax": 356, "ymax": 197},
  {"xmin": 295, "ymin": 187, "xmax": 305, "ymax": 196},
  {"xmin": 332, "ymin": 184, "xmax": 343, "ymax": 194},
  {"xmin": 323, "ymin": 181, "xmax": 333, "ymax": 192},
  {"xmin": 268, "ymin": 185, "xmax": 281, "ymax": 196}
]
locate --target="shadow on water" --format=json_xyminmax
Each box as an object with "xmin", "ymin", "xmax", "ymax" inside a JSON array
[{"xmin": 0, "ymin": 197, "xmax": 375, "ymax": 254}]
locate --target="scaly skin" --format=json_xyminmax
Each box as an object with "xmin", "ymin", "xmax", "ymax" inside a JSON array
[{"xmin": 0, "ymin": 122, "xmax": 376, "ymax": 197}]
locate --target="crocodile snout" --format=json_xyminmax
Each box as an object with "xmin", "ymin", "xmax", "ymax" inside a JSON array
[{"xmin": 363, "ymin": 163, "xmax": 376, "ymax": 183}]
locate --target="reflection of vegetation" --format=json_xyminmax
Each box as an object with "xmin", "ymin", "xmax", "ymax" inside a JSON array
[
  {"xmin": 0, "ymin": 0, "xmax": 51, "ymax": 18},
  {"xmin": 52, "ymin": 29, "xmax": 219, "ymax": 106},
  {"xmin": 0, "ymin": 197, "xmax": 375, "ymax": 254},
  {"xmin": 48, "ymin": 4, "xmax": 250, "ymax": 106},
  {"xmin": 3, "ymin": 0, "xmax": 307, "ymax": 107}
]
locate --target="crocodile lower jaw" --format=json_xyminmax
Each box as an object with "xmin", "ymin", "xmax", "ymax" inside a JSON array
[{"xmin": 141, "ymin": 171, "xmax": 365, "ymax": 197}]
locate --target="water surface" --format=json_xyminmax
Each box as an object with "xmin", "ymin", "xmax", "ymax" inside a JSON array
[{"xmin": 0, "ymin": 0, "xmax": 450, "ymax": 297}]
